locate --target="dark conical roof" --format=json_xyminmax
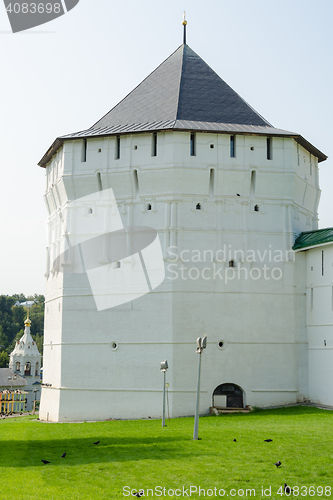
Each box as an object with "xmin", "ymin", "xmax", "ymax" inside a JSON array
[
  {"xmin": 38, "ymin": 44, "xmax": 327, "ymax": 166},
  {"xmin": 91, "ymin": 44, "xmax": 271, "ymax": 129}
]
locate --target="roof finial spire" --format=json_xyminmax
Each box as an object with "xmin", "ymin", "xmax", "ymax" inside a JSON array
[{"xmin": 182, "ymin": 11, "xmax": 187, "ymax": 45}]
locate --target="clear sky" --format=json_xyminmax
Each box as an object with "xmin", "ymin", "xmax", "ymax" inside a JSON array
[{"xmin": 0, "ymin": 0, "xmax": 332, "ymax": 295}]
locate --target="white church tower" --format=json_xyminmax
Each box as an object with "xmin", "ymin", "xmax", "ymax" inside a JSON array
[
  {"xmin": 38, "ymin": 26, "xmax": 327, "ymax": 422},
  {"xmin": 9, "ymin": 315, "xmax": 42, "ymax": 411}
]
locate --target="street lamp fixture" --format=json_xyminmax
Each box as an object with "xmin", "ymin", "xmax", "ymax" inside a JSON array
[
  {"xmin": 160, "ymin": 360, "xmax": 168, "ymax": 427},
  {"xmin": 33, "ymin": 387, "xmax": 38, "ymax": 415},
  {"xmin": 193, "ymin": 335, "xmax": 207, "ymax": 440}
]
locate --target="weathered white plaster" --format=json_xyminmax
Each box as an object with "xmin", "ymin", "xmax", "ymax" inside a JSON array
[
  {"xmin": 304, "ymin": 244, "xmax": 333, "ymax": 405},
  {"xmin": 39, "ymin": 130, "xmax": 323, "ymax": 422}
]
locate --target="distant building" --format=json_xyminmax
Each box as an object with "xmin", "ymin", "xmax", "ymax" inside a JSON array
[
  {"xmin": 0, "ymin": 368, "xmax": 28, "ymax": 413},
  {"xmin": 9, "ymin": 316, "xmax": 41, "ymax": 411},
  {"xmin": 14, "ymin": 300, "xmax": 36, "ymax": 308},
  {"xmin": 0, "ymin": 368, "xmax": 27, "ymax": 392}
]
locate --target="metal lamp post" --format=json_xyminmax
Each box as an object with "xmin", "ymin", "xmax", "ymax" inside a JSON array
[
  {"xmin": 193, "ymin": 335, "xmax": 207, "ymax": 440},
  {"xmin": 33, "ymin": 388, "xmax": 38, "ymax": 414},
  {"xmin": 160, "ymin": 360, "xmax": 168, "ymax": 427}
]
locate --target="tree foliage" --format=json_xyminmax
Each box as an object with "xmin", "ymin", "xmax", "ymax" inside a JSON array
[
  {"xmin": 0, "ymin": 350, "xmax": 9, "ymax": 369},
  {"xmin": 0, "ymin": 294, "xmax": 44, "ymax": 367}
]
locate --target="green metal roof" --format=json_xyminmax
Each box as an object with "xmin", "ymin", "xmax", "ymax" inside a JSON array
[{"xmin": 293, "ymin": 227, "xmax": 333, "ymax": 251}]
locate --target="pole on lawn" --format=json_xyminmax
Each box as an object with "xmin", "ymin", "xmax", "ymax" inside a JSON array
[{"xmin": 193, "ymin": 336, "xmax": 207, "ymax": 440}]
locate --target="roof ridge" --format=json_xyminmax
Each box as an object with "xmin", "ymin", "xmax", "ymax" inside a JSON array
[
  {"xmin": 299, "ymin": 227, "xmax": 333, "ymax": 234},
  {"xmin": 90, "ymin": 45, "xmax": 184, "ymax": 130},
  {"xmin": 175, "ymin": 44, "xmax": 186, "ymax": 121}
]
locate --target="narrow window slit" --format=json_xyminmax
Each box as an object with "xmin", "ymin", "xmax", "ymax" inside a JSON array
[
  {"xmin": 267, "ymin": 137, "xmax": 272, "ymax": 160},
  {"xmin": 297, "ymin": 143, "xmax": 300, "ymax": 166},
  {"xmin": 250, "ymin": 170, "xmax": 256, "ymax": 198},
  {"xmin": 190, "ymin": 133, "xmax": 196, "ymax": 156},
  {"xmin": 230, "ymin": 135, "xmax": 235, "ymax": 158},
  {"xmin": 209, "ymin": 168, "xmax": 215, "ymax": 197},
  {"xmin": 133, "ymin": 169, "xmax": 139, "ymax": 197},
  {"xmin": 82, "ymin": 139, "xmax": 87, "ymax": 162},
  {"xmin": 115, "ymin": 136, "xmax": 120, "ymax": 159},
  {"xmin": 152, "ymin": 132, "xmax": 157, "ymax": 157},
  {"xmin": 97, "ymin": 172, "xmax": 102, "ymax": 191}
]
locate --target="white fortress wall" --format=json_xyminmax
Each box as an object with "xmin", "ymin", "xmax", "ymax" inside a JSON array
[{"xmin": 40, "ymin": 130, "xmax": 319, "ymax": 421}]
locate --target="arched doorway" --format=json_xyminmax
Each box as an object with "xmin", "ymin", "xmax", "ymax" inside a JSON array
[{"xmin": 213, "ymin": 383, "xmax": 244, "ymax": 408}]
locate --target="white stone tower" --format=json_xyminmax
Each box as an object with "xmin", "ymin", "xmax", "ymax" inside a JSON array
[
  {"xmin": 38, "ymin": 36, "xmax": 327, "ymax": 422},
  {"xmin": 9, "ymin": 315, "xmax": 41, "ymax": 411}
]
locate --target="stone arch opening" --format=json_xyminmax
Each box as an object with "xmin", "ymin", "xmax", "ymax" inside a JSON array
[
  {"xmin": 24, "ymin": 362, "xmax": 31, "ymax": 376},
  {"xmin": 212, "ymin": 383, "xmax": 244, "ymax": 408}
]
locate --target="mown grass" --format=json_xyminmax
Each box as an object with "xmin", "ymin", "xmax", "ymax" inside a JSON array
[{"xmin": 0, "ymin": 406, "xmax": 332, "ymax": 499}]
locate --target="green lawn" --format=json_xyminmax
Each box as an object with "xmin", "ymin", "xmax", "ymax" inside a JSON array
[{"xmin": 0, "ymin": 406, "xmax": 332, "ymax": 499}]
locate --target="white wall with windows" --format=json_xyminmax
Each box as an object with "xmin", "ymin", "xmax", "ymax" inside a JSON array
[
  {"xmin": 39, "ymin": 130, "xmax": 322, "ymax": 422},
  {"xmin": 305, "ymin": 244, "xmax": 333, "ymax": 405}
]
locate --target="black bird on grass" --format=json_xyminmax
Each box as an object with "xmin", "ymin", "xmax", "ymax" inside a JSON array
[
  {"xmin": 41, "ymin": 460, "xmax": 51, "ymax": 464},
  {"xmin": 284, "ymin": 484, "xmax": 293, "ymax": 494},
  {"xmin": 93, "ymin": 441, "xmax": 100, "ymax": 445},
  {"xmin": 274, "ymin": 461, "xmax": 282, "ymax": 467},
  {"xmin": 133, "ymin": 491, "xmax": 144, "ymax": 498},
  {"xmin": 264, "ymin": 439, "xmax": 273, "ymax": 442},
  {"xmin": 61, "ymin": 452, "xmax": 66, "ymax": 458},
  {"xmin": 233, "ymin": 439, "xmax": 237, "ymax": 442}
]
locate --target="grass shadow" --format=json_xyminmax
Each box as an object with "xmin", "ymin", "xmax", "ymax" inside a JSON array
[{"xmin": 0, "ymin": 435, "xmax": 196, "ymax": 468}]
